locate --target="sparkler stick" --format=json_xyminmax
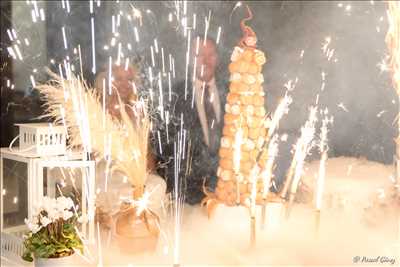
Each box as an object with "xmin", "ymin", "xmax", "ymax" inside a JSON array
[
  {"xmin": 257, "ymin": 94, "xmax": 292, "ymax": 226},
  {"xmin": 315, "ymin": 111, "xmax": 333, "ymax": 237},
  {"xmin": 261, "ymin": 134, "xmax": 279, "ymax": 229},
  {"xmin": 284, "ymin": 106, "xmax": 318, "ymax": 219},
  {"xmin": 255, "ymin": 91, "xmax": 293, "ymax": 185},
  {"xmin": 96, "ymin": 222, "xmax": 103, "ymax": 266},
  {"xmin": 267, "ymin": 93, "xmax": 293, "ymax": 139},
  {"xmin": 173, "ymin": 137, "xmax": 184, "ymax": 267},
  {"xmin": 91, "ymin": 17, "xmax": 96, "ymax": 74},
  {"xmin": 249, "ymin": 165, "xmax": 260, "ymax": 247}
]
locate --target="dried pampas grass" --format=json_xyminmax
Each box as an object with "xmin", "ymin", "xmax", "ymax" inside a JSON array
[
  {"xmin": 386, "ymin": 2, "xmax": 400, "ymax": 94},
  {"xmin": 37, "ymin": 69, "xmax": 150, "ymax": 195}
]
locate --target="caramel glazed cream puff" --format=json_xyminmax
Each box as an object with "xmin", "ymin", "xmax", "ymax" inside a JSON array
[{"xmin": 215, "ymin": 45, "xmax": 276, "ymax": 206}]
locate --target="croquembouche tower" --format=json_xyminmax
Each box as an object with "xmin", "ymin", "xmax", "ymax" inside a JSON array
[{"xmin": 202, "ymin": 6, "xmax": 281, "ymax": 221}]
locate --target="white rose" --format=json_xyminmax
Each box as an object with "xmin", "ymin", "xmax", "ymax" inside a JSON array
[
  {"xmin": 77, "ymin": 216, "xmax": 86, "ymax": 224},
  {"xmin": 25, "ymin": 216, "xmax": 39, "ymax": 227},
  {"xmin": 65, "ymin": 197, "xmax": 74, "ymax": 209},
  {"xmin": 56, "ymin": 197, "xmax": 65, "ymax": 208},
  {"xmin": 46, "ymin": 208, "xmax": 59, "ymax": 221},
  {"xmin": 40, "ymin": 215, "xmax": 52, "ymax": 227},
  {"xmin": 43, "ymin": 197, "xmax": 56, "ymax": 214},
  {"xmin": 62, "ymin": 210, "xmax": 73, "ymax": 221},
  {"xmin": 56, "ymin": 196, "xmax": 74, "ymax": 210},
  {"xmin": 31, "ymin": 224, "xmax": 42, "ymax": 234},
  {"xmin": 25, "ymin": 219, "xmax": 42, "ymax": 234}
]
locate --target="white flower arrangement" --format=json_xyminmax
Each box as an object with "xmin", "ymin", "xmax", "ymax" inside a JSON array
[
  {"xmin": 24, "ymin": 196, "xmax": 77, "ymax": 234},
  {"xmin": 22, "ymin": 196, "xmax": 84, "ymax": 262}
]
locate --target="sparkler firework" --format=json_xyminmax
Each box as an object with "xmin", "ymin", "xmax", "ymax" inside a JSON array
[{"xmin": 282, "ymin": 105, "xmax": 318, "ymax": 219}]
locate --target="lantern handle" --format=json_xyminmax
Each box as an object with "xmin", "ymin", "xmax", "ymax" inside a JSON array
[{"xmin": 8, "ymin": 134, "xmax": 36, "ymax": 153}]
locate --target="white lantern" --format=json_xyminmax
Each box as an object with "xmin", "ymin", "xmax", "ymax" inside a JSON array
[
  {"xmin": 0, "ymin": 148, "xmax": 95, "ymax": 242},
  {"xmin": 14, "ymin": 123, "xmax": 67, "ymax": 156}
]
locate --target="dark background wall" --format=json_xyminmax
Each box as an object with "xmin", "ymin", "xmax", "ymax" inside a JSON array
[{"xmin": 1, "ymin": 1, "xmax": 396, "ymax": 164}]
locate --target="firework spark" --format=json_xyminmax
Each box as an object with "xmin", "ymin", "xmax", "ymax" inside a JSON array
[
  {"xmin": 267, "ymin": 93, "xmax": 293, "ymax": 138},
  {"xmin": 261, "ymin": 134, "xmax": 279, "ymax": 200},
  {"xmin": 316, "ymin": 110, "xmax": 333, "ymax": 211},
  {"xmin": 281, "ymin": 105, "xmax": 318, "ymax": 216}
]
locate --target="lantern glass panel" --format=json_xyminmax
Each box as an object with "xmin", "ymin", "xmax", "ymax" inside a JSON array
[
  {"xmin": 45, "ymin": 166, "xmax": 84, "ymax": 210},
  {"xmin": 2, "ymin": 159, "xmax": 28, "ymax": 229},
  {"xmin": 46, "ymin": 166, "xmax": 88, "ymax": 235}
]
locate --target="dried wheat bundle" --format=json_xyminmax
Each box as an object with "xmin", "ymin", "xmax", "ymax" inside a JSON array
[{"xmin": 36, "ymin": 70, "xmax": 150, "ymax": 194}]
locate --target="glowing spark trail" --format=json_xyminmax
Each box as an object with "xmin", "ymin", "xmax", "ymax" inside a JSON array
[
  {"xmin": 230, "ymin": 2, "xmax": 242, "ymax": 23},
  {"xmin": 151, "ymin": 46, "xmax": 155, "ymax": 67},
  {"xmin": 6, "ymin": 29, "xmax": 13, "ymax": 41},
  {"xmin": 134, "ymin": 26, "xmax": 139, "ymax": 42},
  {"xmin": 108, "ymin": 56, "xmax": 112, "ymax": 95},
  {"xmin": 31, "ymin": 10, "xmax": 37, "ymax": 23},
  {"xmin": 161, "ymin": 47, "xmax": 166, "ymax": 74},
  {"xmin": 261, "ymin": 134, "xmax": 279, "ymax": 200},
  {"xmin": 203, "ymin": 11, "xmax": 211, "ymax": 45},
  {"xmin": 14, "ymin": 45, "xmax": 23, "ymax": 61},
  {"xmin": 7, "ymin": 47, "xmax": 16, "ymax": 60},
  {"xmin": 377, "ymin": 110, "xmax": 387, "ymax": 117},
  {"xmin": 91, "ymin": 17, "xmax": 96, "ymax": 74},
  {"xmin": 291, "ymin": 106, "xmax": 318, "ymax": 195},
  {"xmin": 39, "ymin": 8, "xmax": 45, "ymax": 21},
  {"xmin": 316, "ymin": 110, "xmax": 333, "ymax": 211},
  {"xmin": 62, "ymin": 26, "xmax": 68, "ymax": 50},
  {"xmin": 268, "ymin": 93, "xmax": 293, "ymax": 138},
  {"xmin": 89, "ymin": 0, "xmax": 93, "ymax": 14},
  {"xmin": 337, "ymin": 102, "xmax": 349, "ymax": 112},
  {"xmin": 281, "ymin": 105, "xmax": 318, "ymax": 217},
  {"xmin": 216, "ymin": 26, "xmax": 222, "ymax": 44}
]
